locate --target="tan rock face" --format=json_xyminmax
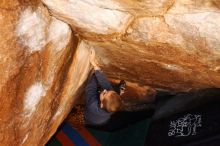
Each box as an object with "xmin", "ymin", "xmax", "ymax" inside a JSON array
[
  {"xmin": 43, "ymin": 0, "xmax": 220, "ymax": 91},
  {"xmin": 1, "ymin": 0, "xmax": 220, "ymax": 146},
  {"xmin": 0, "ymin": 1, "xmax": 91, "ymax": 146}
]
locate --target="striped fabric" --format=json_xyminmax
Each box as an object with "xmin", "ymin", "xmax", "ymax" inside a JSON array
[
  {"xmin": 47, "ymin": 122, "xmax": 101, "ymax": 146},
  {"xmin": 56, "ymin": 131, "xmax": 75, "ymax": 146},
  {"xmin": 47, "ymin": 119, "xmax": 150, "ymax": 146}
]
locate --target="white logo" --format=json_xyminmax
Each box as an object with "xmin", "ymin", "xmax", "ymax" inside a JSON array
[{"xmin": 168, "ymin": 114, "xmax": 202, "ymax": 137}]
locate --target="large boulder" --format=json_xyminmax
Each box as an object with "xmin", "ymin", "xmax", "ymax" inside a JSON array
[
  {"xmin": 0, "ymin": 1, "xmax": 91, "ymax": 145},
  {"xmin": 1, "ymin": 0, "xmax": 220, "ymax": 145},
  {"xmin": 43, "ymin": 0, "xmax": 220, "ymax": 91}
]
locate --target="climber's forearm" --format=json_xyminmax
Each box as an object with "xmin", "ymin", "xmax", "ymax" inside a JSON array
[
  {"xmin": 89, "ymin": 48, "xmax": 113, "ymax": 90},
  {"xmin": 95, "ymin": 70, "xmax": 113, "ymax": 91},
  {"xmin": 93, "ymin": 65, "xmax": 101, "ymax": 71},
  {"xmin": 85, "ymin": 74, "xmax": 99, "ymax": 104}
]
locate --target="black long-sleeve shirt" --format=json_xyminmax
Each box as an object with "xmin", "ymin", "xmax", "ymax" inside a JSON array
[
  {"xmin": 84, "ymin": 70, "xmax": 114, "ymax": 126},
  {"xmin": 84, "ymin": 70, "xmax": 156, "ymax": 131}
]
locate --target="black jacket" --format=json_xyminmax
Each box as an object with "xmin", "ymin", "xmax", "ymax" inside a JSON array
[{"xmin": 84, "ymin": 70, "xmax": 114, "ymax": 126}]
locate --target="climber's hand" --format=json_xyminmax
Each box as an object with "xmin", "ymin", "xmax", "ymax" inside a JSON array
[{"xmin": 90, "ymin": 49, "xmax": 100, "ymax": 70}]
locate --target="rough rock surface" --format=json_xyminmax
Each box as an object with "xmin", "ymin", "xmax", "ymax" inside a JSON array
[
  {"xmin": 1, "ymin": 0, "xmax": 220, "ymax": 146},
  {"xmin": 0, "ymin": 1, "xmax": 91, "ymax": 146},
  {"xmin": 43, "ymin": 0, "xmax": 220, "ymax": 91}
]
